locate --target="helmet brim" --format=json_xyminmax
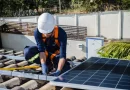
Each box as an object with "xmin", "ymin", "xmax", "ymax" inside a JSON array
[
  {"xmin": 38, "ymin": 24, "xmax": 55, "ymax": 34},
  {"xmin": 38, "ymin": 28, "xmax": 52, "ymax": 34}
]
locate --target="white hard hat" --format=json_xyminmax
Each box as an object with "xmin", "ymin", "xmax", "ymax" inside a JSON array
[{"xmin": 38, "ymin": 13, "xmax": 56, "ymax": 34}]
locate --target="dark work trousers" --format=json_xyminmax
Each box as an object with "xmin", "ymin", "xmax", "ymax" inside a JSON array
[{"xmin": 24, "ymin": 46, "xmax": 70, "ymax": 73}]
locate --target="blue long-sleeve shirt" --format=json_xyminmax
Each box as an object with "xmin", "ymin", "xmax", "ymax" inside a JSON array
[{"xmin": 34, "ymin": 26, "xmax": 67, "ymax": 59}]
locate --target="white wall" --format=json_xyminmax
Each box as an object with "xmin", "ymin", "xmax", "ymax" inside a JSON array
[
  {"xmin": 20, "ymin": 16, "xmax": 38, "ymax": 23},
  {"xmin": 3, "ymin": 17, "xmax": 20, "ymax": 22},
  {"xmin": 1, "ymin": 33, "xmax": 86, "ymax": 59},
  {"xmin": 100, "ymin": 11, "xmax": 119, "ymax": 39},
  {"xmin": 122, "ymin": 11, "xmax": 130, "ymax": 39},
  {"xmin": 1, "ymin": 10, "xmax": 130, "ymax": 39},
  {"xmin": 78, "ymin": 13, "xmax": 98, "ymax": 36},
  {"xmin": 57, "ymin": 14, "xmax": 76, "ymax": 26},
  {"xmin": 1, "ymin": 33, "xmax": 36, "ymax": 51}
]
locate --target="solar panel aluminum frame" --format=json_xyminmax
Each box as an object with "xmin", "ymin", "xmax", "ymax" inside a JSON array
[
  {"xmin": 50, "ymin": 81, "xmax": 124, "ymax": 90},
  {"xmin": 1, "ymin": 55, "xmax": 25, "ymax": 60},
  {"xmin": 0, "ymin": 88, "xmax": 8, "ymax": 90},
  {"xmin": 50, "ymin": 57, "xmax": 128, "ymax": 90},
  {"xmin": 0, "ymin": 70, "xmax": 56, "ymax": 81}
]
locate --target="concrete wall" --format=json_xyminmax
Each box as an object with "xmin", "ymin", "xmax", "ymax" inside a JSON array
[
  {"xmin": 122, "ymin": 11, "xmax": 130, "ymax": 39},
  {"xmin": 1, "ymin": 10, "xmax": 130, "ymax": 39},
  {"xmin": 57, "ymin": 15, "xmax": 76, "ymax": 26},
  {"xmin": 1, "ymin": 33, "xmax": 36, "ymax": 51},
  {"xmin": 78, "ymin": 13, "xmax": 98, "ymax": 36},
  {"xmin": 1, "ymin": 33, "xmax": 86, "ymax": 59},
  {"xmin": 100, "ymin": 11, "xmax": 120, "ymax": 39}
]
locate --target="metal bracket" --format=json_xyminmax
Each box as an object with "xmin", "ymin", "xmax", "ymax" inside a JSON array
[
  {"xmin": 0, "ymin": 70, "xmax": 12, "ymax": 76},
  {"xmin": 39, "ymin": 75, "xmax": 56, "ymax": 81},
  {"xmin": 1, "ymin": 55, "xmax": 25, "ymax": 60},
  {"xmin": 12, "ymin": 71, "xmax": 39, "ymax": 79}
]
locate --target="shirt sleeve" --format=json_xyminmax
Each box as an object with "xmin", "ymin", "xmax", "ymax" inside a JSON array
[
  {"xmin": 58, "ymin": 27, "xmax": 67, "ymax": 59},
  {"xmin": 34, "ymin": 28, "xmax": 45, "ymax": 52}
]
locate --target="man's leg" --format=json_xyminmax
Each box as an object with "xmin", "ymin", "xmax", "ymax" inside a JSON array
[{"xmin": 24, "ymin": 46, "xmax": 41, "ymax": 64}]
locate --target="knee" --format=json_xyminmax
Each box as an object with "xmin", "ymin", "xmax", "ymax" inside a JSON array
[
  {"xmin": 24, "ymin": 46, "xmax": 38, "ymax": 60},
  {"xmin": 24, "ymin": 46, "xmax": 31, "ymax": 60}
]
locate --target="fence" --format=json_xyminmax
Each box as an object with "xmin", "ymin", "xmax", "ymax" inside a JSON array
[
  {"xmin": 0, "ymin": 22, "xmax": 87, "ymax": 41},
  {"xmin": 1, "ymin": 10, "xmax": 130, "ymax": 39}
]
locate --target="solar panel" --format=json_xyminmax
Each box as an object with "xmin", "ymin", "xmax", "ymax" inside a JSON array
[{"xmin": 50, "ymin": 57, "xmax": 130, "ymax": 90}]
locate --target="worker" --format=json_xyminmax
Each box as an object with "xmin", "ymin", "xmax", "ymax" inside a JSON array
[{"xmin": 24, "ymin": 13, "xmax": 70, "ymax": 76}]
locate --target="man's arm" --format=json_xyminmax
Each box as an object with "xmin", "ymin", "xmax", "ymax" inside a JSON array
[
  {"xmin": 40, "ymin": 52, "xmax": 46, "ymax": 64},
  {"xmin": 34, "ymin": 29, "xmax": 48, "ymax": 74},
  {"xmin": 57, "ymin": 58, "xmax": 65, "ymax": 71},
  {"xmin": 34, "ymin": 29, "xmax": 46, "ymax": 62},
  {"xmin": 51, "ymin": 27, "xmax": 67, "ymax": 76},
  {"xmin": 57, "ymin": 27, "xmax": 67, "ymax": 71},
  {"xmin": 39, "ymin": 51, "xmax": 48, "ymax": 74}
]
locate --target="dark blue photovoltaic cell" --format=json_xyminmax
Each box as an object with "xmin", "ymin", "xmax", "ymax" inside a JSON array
[
  {"xmin": 108, "ymin": 74, "xmax": 122, "ymax": 78},
  {"xmin": 107, "ymin": 59, "xmax": 119, "ymax": 65},
  {"xmin": 111, "ymin": 66, "xmax": 127, "ymax": 74},
  {"xmin": 96, "ymin": 58, "xmax": 109, "ymax": 64},
  {"xmin": 59, "ymin": 75, "xmax": 74, "ymax": 80},
  {"xmin": 117, "ymin": 85, "xmax": 130, "ymax": 90},
  {"xmin": 87, "ymin": 57, "xmax": 100, "ymax": 62},
  {"xmin": 96, "ymin": 72, "xmax": 109, "ymax": 76},
  {"xmin": 118, "ymin": 60, "xmax": 129, "ymax": 65},
  {"xmin": 122, "ymin": 75, "xmax": 130, "ymax": 79},
  {"xmin": 84, "ymin": 81, "xmax": 100, "ymax": 86},
  {"xmin": 124, "ymin": 67, "xmax": 130, "ymax": 75},
  {"xmin": 88, "ymin": 78, "xmax": 103, "ymax": 82},
  {"xmin": 103, "ymin": 79, "xmax": 118, "ymax": 84},
  {"xmin": 106, "ymin": 77, "xmax": 120, "ymax": 81},
  {"xmin": 63, "ymin": 73, "xmax": 77, "ymax": 77},
  {"xmin": 91, "ymin": 75, "xmax": 106, "ymax": 79},
  {"xmin": 53, "ymin": 57, "xmax": 130, "ymax": 90},
  {"xmin": 119, "ymin": 81, "xmax": 130, "ymax": 86},
  {"xmin": 69, "ymin": 80, "xmax": 85, "ymax": 84},
  {"xmin": 54, "ymin": 78, "xmax": 69, "ymax": 82},
  {"xmin": 100, "ymin": 83, "xmax": 116, "ymax": 88},
  {"xmin": 74, "ymin": 76, "xmax": 90, "ymax": 80},
  {"xmin": 120, "ymin": 78, "xmax": 130, "ymax": 83}
]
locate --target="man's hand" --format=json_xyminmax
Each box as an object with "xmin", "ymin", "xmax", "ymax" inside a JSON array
[
  {"xmin": 41, "ymin": 63, "xmax": 48, "ymax": 75},
  {"xmin": 40, "ymin": 52, "xmax": 48, "ymax": 75},
  {"xmin": 50, "ymin": 58, "xmax": 65, "ymax": 76},
  {"xmin": 50, "ymin": 70, "xmax": 61, "ymax": 76}
]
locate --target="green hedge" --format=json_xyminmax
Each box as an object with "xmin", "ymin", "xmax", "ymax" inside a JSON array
[{"xmin": 97, "ymin": 41, "xmax": 130, "ymax": 60}]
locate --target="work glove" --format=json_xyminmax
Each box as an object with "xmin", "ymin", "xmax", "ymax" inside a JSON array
[
  {"xmin": 41, "ymin": 63, "xmax": 48, "ymax": 75},
  {"xmin": 50, "ymin": 70, "xmax": 61, "ymax": 76}
]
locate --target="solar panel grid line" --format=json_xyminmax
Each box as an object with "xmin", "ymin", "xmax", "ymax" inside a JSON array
[
  {"xmin": 82, "ymin": 58, "xmax": 111, "ymax": 84},
  {"xmin": 60, "ymin": 58, "xmax": 100, "ymax": 82},
  {"xmin": 98, "ymin": 60, "xmax": 121, "ymax": 87},
  {"xmin": 50, "ymin": 58, "xmax": 89, "ymax": 82},
  {"xmin": 67, "ymin": 57, "xmax": 101, "ymax": 83},
  {"xmin": 56, "ymin": 57, "xmax": 94, "ymax": 77},
  {"xmin": 51, "ymin": 57, "xmax": 130, "ymax": 90},
  {"xmin": 60, "ymin": 57, "xmax": 108, "ymax": 82},
  {"xmin": 56, "ymin": 58, "xmax": 87, "ymax": 78},
  {"xmin": 115, "ymin": 61, "xmax": 130, "ymax": 88}
]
